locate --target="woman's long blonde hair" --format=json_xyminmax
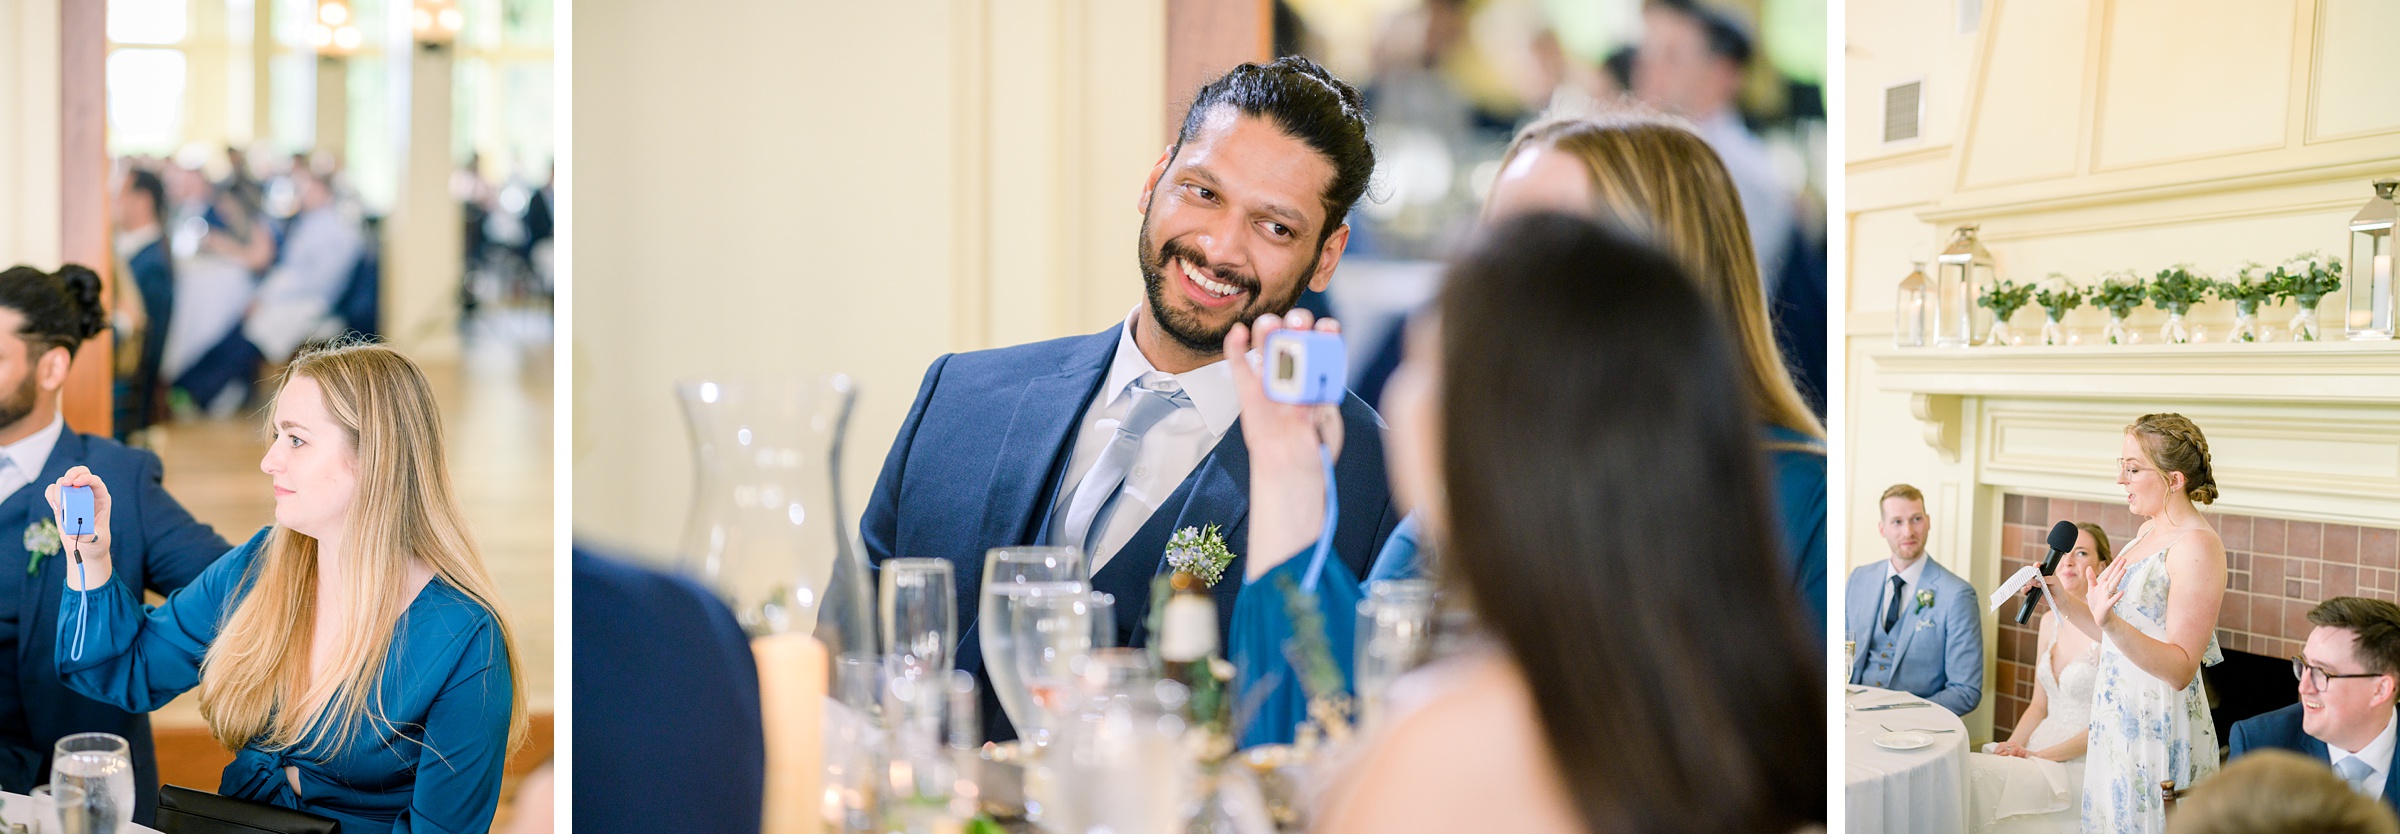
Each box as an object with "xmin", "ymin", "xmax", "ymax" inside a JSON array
[
  {"xmin": 197, "ymin": 341, "xmax": 528, "ymax": 757},
  {"xmin": 1495, "ymin": 112, "xmax": 1825, "ymax": 448}
]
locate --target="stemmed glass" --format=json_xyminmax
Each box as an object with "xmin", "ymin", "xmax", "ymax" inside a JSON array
[
  {"xmin": 881, "ymin": 558, "xmax": 957, "ymax": 679},
  {"xmin": 978, "ymin": 546, "xmax": 1087, "ymax": 738},
  {"xmin": 52, "ymin": 732, "xmax": 131, "ymax": 831},
  {"xmin": 1011, "ymin": 588, "xmax": 1097, "ymax": 748}
]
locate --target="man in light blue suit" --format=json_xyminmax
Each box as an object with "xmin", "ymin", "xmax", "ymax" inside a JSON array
[
  {"xmin": 862, "ymin": 57, "xmax": 1401, "ymax": 743},
  {"xmin": 1846, "ymin": 483, "xmax": 1983, "ymax": 715}
]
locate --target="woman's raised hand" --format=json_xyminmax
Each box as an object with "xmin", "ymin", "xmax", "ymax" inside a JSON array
[
  {"xmin": 44, "ymin": 466, "xmax": 117, "ymax": 590},
  {"xmin": 1227, "ymin": 309, "xmax": 1346, "ymax": 580}
]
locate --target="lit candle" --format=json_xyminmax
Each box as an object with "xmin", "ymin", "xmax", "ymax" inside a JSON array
[
  {"xmin": 756, "ymin": 632, "xmax": 828, "ymax": 834},
  {"xmin": 2377, "ymin": 254, "xmax": 2393, "ymax": 331}
]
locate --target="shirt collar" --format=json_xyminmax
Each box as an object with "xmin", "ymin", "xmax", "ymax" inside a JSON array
[
  {"xmin": 1105, "ymin": 308, "xmax": 1240, "ymax": 437},
  {"xmin": 1888, "ymin": 555, "xmax": 1930, "ymax": 589},
  {"xmin": 2335, "ymin": 706, "xmax": 2400, "ymax": 767},
  {"xmin": 0, "ymin": 415, "xmax": 67, "ymax": 483},
  {"xmin": 115, "ymin": 226, "xmax": 163, "ymax": 260}
]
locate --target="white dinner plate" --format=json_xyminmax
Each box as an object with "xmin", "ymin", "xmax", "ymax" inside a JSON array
[{"xmin": 1874, "ymin": 731, "xmax": 1933, "ymax": 750}]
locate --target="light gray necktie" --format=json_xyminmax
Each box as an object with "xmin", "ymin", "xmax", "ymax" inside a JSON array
[
  {"xmin": 2338, "ymin": 755, "xmax": 2375, "ymax": 794},
  {"xmin": 1056, "ymin": 377, "xmax": 1189, "ymax": 554}
]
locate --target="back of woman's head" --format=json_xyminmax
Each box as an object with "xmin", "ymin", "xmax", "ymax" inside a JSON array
[
  {"xmin": 0, "ymin": 264, "xmax": 109, "ymax": 359},
  {"xmin": 1438, "ymin": 211, "xmax": 1822, "ymax": 833},
  {"xmin": 1500, "ymin": 112, "xmax": 1823, "ymax": 445},
  {"xmin": 2168, "ymin": 750, "xmax": 2400, "ymax": 834}
]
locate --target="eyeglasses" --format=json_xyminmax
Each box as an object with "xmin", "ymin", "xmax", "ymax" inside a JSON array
[{"xmin": 2292, "ymin": 655, "xmax": 2385, "ymax": 688}]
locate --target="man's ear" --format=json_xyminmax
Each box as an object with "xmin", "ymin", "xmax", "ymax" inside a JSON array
[
  {"xmin": 1307, "ymin": 224, "xmax": 1351, "ymax": 293},
  {"xmin": 36, "ymin": 345, "xmax": 73, "ymax": 392},
  {"xmin": 1136, "ymin": 144, "xmax": 1175, "ymax": 215}
]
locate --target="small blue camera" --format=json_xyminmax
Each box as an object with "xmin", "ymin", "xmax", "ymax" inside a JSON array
[
  {"xmin": 61, "ymin": 486, "xmax": 95, "ymax": 536},
  {"xmin": 1263, "ymin": 329, "xmax": 1346, "ymax": 406}
]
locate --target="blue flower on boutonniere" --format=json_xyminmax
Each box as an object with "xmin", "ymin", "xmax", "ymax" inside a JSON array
[
  {"xmin": 1914, "ymin": 588, "xmax": 1935, "ymax": 615},
  {"xmin": 24, "ymin": 518, "xmax": 60, "ymax": 576}
]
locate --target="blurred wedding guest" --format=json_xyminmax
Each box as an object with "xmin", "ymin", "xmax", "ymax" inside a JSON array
[
  {"xmin": 53, "ymin": 341, "xmax": 526, "ymax": 832},
  {"xmin": 0, "ymin": 265, "xmax": 228, "ymax": 823},
  {"xmin": 1480, "ymin": 112, "xmax": 1825, "ymax": 628},
  {"xmin": 1294, "ymin": 212, "xmax": 1820, "ymax": 834},
  {"xmin": 572, "ymin": 547, "xmax": 764, "ymax": 834},
  {"xmin": 2167, "ymin": 750, "xmax": 2400, "ymax": 834},
  {"xmin": 862, "ymin": 56, "xmax": 1400, "ymax": 743},
  {"xmin": 501, "ymin": 762, "xmax": 554, "ymax": 834},
  {"xmin": 1631, "ymin": 0, "xmax": 1792, "ymax": 285},
  {"xmin": 1967, "ymin": 523, "xmax": 2112, "ymax": 833},
  {"xmin": 2228, "ymin": 596, "xmax": 2400, "ymax": 813},
  {"xmin": 2044, "ymin": 413, "xmax": 2227, "ymax": 833},
  {"xmin": 163, "ymin": 182, "xmax": 272, "ymax": 398},
  {"xmin": 1846, "ymin": 483, "xmax": 1982, "ymax": 715},
  {"xmin": 176, "ymin": 163, "xmax": 362, "ymax": 415},
  {"xmin": 114, "ymin": 166, "xmax": 174, "ymax": 438}
]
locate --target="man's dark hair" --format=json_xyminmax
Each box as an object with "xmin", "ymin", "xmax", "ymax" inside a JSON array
[
  {"xmin": 0, "ymin": 265, "xmax": 108, "ymax": 359},
  {"xmin": 2310, "ymin": 597, "xmax": 2400, "ymax": 679},
  {"xmin": 1172, "ymin": 56, "xmax": 1374, "ymax": 244},
  {"xmin": 1651, "ymin": 0, "xmax": 1755, "ymax": 68},
  {"xmin": 126, "ymin": 166, "xmax": 167, "ymax": 223}
]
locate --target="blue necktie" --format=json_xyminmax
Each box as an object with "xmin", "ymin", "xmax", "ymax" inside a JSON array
[
  {"xmin": 1057, "ymin": 377, "xmax": 1189, "ymax": 556},
  {"xmin": 2338, "ymin": 755, "xmax": 2374, "ymax": 794}
]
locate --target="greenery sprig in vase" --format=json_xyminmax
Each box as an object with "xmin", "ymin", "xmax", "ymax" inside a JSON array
[
  {"xmin": 1976, "ymin": 278, "xmax": 2035, "ymax": 346},
  {"xmin": 2270, "ymin": 251, "xmax": 2343, "ymax": 342},
  {"xmin": 2091, "ymin": 270, "xmax": 2148, "ymax": 345},
  {"xmin": 2032, "ymin": 274, "xmax": 2085, "ymax": 346},
  {"xmin": 2149, "ymin": 265, "xmax": 2209, "ymax": 344},
  {"xmin": 2213, "ymin": 263, "xmax": 2277, "ymax": 343}
]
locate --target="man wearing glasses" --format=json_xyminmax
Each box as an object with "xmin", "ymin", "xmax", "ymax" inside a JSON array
[{"xmin": 2230, "ymin": 596, "xmax": 2400, "ymax": 811}]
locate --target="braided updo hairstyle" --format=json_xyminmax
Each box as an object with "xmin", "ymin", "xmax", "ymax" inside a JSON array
[
  {"xmin": 2127, "ymin": 413, "xmax": 2219, "ymax": 505},
  {"xmin": 0, "ymin": 264, "xmax": 108, "ymax": 358}
]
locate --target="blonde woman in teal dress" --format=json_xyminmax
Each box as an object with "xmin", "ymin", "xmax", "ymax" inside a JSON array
[{"xmin": 2042, "ymin": 413, "xmax": 2227, "ymax": 834}]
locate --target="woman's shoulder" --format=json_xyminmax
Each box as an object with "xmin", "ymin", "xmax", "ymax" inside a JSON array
[{"xmin": 1317, "ymin": 652, "xmax": 1582, "ymax": 834}]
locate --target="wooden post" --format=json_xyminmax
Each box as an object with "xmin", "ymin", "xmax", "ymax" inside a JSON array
[
  {"xmin": 59, "ymin": 0, "xmax": 113, "ymax": 437},
  {"xmin": 1162, "ymin": 0, "xmax": 1271, "ymax": 139}
]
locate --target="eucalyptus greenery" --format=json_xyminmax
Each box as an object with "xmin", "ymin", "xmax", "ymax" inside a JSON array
[
  {"xmin": 2148, "ymin": 264, "xmax": 2210, "ymax": 314},
  {"xmin": 2271, "ymin": 251, "xmax": 2344, "ymax": 306},
  {"xmin": 2033, "ymin": 274, "xmax": 2085, "ymax": 320},
  {"xmin": 2212, "ymin": 263, "xmax": 2278, "ymax": 311},
  {"xmin": 2091, "ymin": 271, "xmax": 2149, "ymax": 318},
  {"xmin": 1977, "ymin": 277, "xmax": 2035, "ymax": 321}
]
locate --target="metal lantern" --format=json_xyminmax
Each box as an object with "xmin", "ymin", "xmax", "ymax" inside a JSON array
[
  {"xmin": 2348, "ymin": 179, "xmax": 2397, "ymax": 341},
  {"xmin": 1935, "ymin": 225, "xmax": 1995, "ymax": 348},
  {"xmin": 1895, "ymin": 261, "xmax": 1930, "ymax": 347}
]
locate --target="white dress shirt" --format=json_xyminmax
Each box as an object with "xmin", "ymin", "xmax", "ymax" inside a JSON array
[
  {"xmin": 1050, "ymin": 310, "xmax": 1239, "ymax": 574},
  {"xmin": 0, "ymin": 416, "xmax": 67, "ymax": 503},
  {"xmin": 2328, "ymin": 707, "xmax": 2400, "ymax": 797}
]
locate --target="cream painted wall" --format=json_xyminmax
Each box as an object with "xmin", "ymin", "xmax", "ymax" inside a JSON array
[
  {"xmin": 1847, "ymin": 0, "xmax": 2400, "ymax": 739},
  {"xmin": 571, "ymin": 1, "xmax": 1167, "ymax": 561},
  {"xmin": 2, "ymin": 0, "xmax": 66, "ymax": 270}
]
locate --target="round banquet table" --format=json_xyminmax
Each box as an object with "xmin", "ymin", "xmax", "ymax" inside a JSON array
[
  {"xmin": 1846, "ymin": 686, "xmax": 1969, "ymax": 834},
  {"xmin": 0, "ymin": 790, "xmax": 164, "ymax": 833}
]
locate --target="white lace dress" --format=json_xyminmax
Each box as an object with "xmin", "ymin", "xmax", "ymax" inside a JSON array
[
  {"xmin": 1968, "ymin": 620, "xmax": 2098, "ymax": 834},
  {"xmin": 2083, "ymin": 527, "xmax": 2222, "ymax": 834}
]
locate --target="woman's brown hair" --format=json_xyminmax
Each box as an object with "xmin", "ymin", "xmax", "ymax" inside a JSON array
[
  {"xmin": 1498, "ymin": 112, "xmax": 1823, "ymax": 450},
  {"xmin": 1438, "ymin": 212, "xmax": 1822, "ymax": 832},
  {"xmin": 2127, "ymin": 412, "xmax": 2219, "ymax": 505}
]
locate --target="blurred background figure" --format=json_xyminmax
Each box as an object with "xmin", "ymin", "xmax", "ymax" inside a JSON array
[
  {"xmin": 2168, "ymin": 750, "xmax": 2400, "ymax": 834},
  {"xmin": 3, "ymin": 0, "xmax": 554, "ymax": 824}
]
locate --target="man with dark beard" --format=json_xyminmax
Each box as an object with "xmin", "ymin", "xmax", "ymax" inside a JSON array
[
  {"xmin": 863, "ymin": 57, "xmax": 1400, "ymax": 743},
  {"xmin": 0, "ymin": 265, "xmax": 228, "ymax": 823}
]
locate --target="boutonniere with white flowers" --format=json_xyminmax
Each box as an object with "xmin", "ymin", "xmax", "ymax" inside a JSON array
[
  {"xmin": 24, "ymin": 519, "xmax": 60, "ymax": 575},
  {"xmin": 1914, "ymin": 588, "xmax": 1935, "ymax": 614},
  {"xmin": 1165, "ymin": 524, "xmax": 1236, "ymax": 588}
]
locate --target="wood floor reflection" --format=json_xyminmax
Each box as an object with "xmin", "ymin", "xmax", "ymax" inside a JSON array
[{"xmin": 141, "ymin": 314, "xmax": 554, "ymax": 819}]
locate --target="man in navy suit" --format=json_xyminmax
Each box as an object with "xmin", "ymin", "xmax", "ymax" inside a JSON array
[
  {"xmin": 2231, "ymin": 597, "xmax": 2400, "ymax": 812},
  {"xmin": 1846, "ymin": 483, "xmax": 1983, "ymax": 714},
  {"xmin": 863, "ymin": 57, "xmax": 1401, "ymax": 742},
  {"xmin": 0, "ymin": 265, "xmax": 229, "ymax": 823}
]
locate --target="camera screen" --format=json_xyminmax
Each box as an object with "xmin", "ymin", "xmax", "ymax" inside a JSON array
[{"xmin": 1276, "ymin": 350, "xmax": 1296, "ymax": 382}]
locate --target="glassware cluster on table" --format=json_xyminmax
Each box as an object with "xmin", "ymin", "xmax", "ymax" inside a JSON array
[{"xmin": 829, "ymin": 545, "xmax": 1442, "ymax": 834}]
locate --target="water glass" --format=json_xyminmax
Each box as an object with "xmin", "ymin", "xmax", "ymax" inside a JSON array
[
  {"xmin": 881, "ymin": 559, "xmax": 957, "ymax": 678},
  {"xmin": 51, "ymin": 732, "xmax": 131, "ymax": 830},
  {"xmin": 978, "ymin": 546, "xmax": 1087, "ymax": 735},
  {"xmin": 1356, "ymin": 580, "xmax": 1437, "ymax": 727},
  {"xmin": 1010, "ymin": 587, "xmax": 1097, "ymax": 747},
  {"xmin": 1085, "ymin": 591, "xmax": 1116, "ymax": 650}
]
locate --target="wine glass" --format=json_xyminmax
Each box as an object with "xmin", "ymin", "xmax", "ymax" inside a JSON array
[
  {"xmin": 978, "ymin": 546, "xmax": 1087, "ymax": 735},
  {"xmin": 881, "ymin": 558, "xmax": 957, "ymax": 678},
  {"xmin": 52, "ymin": 732, "xmax": 132, "ymax": 830},
  {"xmin": 1011, "ymin": 587, "xmax": 1096, "ymax": 748},
  {"xmin": 1355, "ymin": 580, "xmax": 1437, "ymax": 727}
]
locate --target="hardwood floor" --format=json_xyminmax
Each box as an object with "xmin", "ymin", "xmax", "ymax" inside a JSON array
[{"xmin": 142, "ymin": 312, "xmax": 555, "ymax": 817}]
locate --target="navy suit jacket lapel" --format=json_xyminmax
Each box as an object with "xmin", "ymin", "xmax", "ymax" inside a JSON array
[
  {"xmin": 1886, "ymin": 568, "xmax": 1933, "ymax": 676},
  {"xmin": 1091, "ymin": 422, "xmax": 1250, "ymax": 648},
  {"xmin": 974, "ymin": 328, "xmax": 1118, "ymax": 554}
]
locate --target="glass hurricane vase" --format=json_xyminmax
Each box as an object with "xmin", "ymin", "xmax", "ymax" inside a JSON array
[
  {"xmin": 2231, "ymin": 301, "xmax": 2261, "ymax": 343},
  {"xmin": 2105, "ymin": 312, "xmax": 2137, "ymax": 345},
  {"xmin": 2291, "ymin": 297, "xmax": 2323, "ymax": 342},
  {"xmin": 2159, "ymin": 305, "xmax": 2192, "ymax": 344}
]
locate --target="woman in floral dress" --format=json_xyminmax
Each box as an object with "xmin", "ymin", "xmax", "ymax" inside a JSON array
[{"xmin": 2043, "ymin": 413, "xmax": 2228, "ymax": 834}]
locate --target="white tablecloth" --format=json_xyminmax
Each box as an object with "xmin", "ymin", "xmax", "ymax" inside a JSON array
[
  {"xmin": 1846, "ymin": 686, "xmax": 1970, "ymax": 834},
  {"xmin": 0, "ymin": 790, "xmax": 164, "ymax": 834}
]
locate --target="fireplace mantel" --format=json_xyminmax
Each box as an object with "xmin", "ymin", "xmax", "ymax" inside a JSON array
[{"xmin": 1873, "ymin": 342, "xmax": 2400, "ymax": 530}]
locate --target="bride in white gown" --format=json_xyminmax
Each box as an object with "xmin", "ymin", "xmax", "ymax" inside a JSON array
[{"xmin": 1968, "ymin": 523, "xmax": 2112, "ymax": 834}]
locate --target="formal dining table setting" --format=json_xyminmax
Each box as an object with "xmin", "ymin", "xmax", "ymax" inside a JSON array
[{"xmin": 1845, "ymin": 685, "xmax": 1970, "ymax": 834}]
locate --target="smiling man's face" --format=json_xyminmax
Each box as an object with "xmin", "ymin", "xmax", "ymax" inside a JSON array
[{"xmin": 1134, "ymin": 108, "xmax": 1348, "ymax": 361}]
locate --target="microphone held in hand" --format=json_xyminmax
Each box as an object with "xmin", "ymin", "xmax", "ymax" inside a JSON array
[{"xmin": 2018, "ymin": 520, "xmax": 2081, "ymax": 625}]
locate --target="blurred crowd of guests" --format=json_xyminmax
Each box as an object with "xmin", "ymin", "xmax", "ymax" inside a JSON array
[{"xmin": 107, "ymin": 147, "xmax": 553, "ymax": 441}]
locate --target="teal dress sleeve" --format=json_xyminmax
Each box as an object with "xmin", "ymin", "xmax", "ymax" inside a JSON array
[
  {"xmin": 1229, "ymin": 547, "xmax": 1362, "ymax": 749},
  {"xmin": 56, "ymin": 527, "xmax": 266, "ymax": 712},
  {"xmin": 390, "ymin": 608, "xmax": 514, "ymax": 834}
]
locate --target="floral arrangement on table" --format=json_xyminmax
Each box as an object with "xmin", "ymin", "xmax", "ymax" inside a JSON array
[
  {"xmin": 2091, "ymin": 271, "xmax": 2150, "ymax": 345},
  {"xmin": 1976, "ymin": 278, "xmax": 2035, "ymax": 345},
  {"xmin": 2032, "ymin": 275, "xmax": 2085, "ymax": 346},
  {"xmin": 2148, "ymin": 264, "xmax": 2210, "ymax": 343},
  {"xmin": 2270, "ymin": 251, "xmax": 2344, "ymax": 342},
  {"xmin": 2212, "ymin": 263, "xmax": 2278, "ymax": 343}
]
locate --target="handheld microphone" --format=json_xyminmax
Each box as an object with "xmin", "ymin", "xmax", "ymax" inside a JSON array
[{"xmin": 2018, "ymin": 520, "xmax": 2080, "ymax": 624}]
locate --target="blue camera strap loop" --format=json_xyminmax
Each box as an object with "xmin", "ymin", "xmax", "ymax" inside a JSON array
[
  {"xmin": 70, "ymin": 539, "xmax": 88, "ymax": 662},
  {"xmin": 1300, "ymin": 443, "xmax": 1338, "ymax": 594}
]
